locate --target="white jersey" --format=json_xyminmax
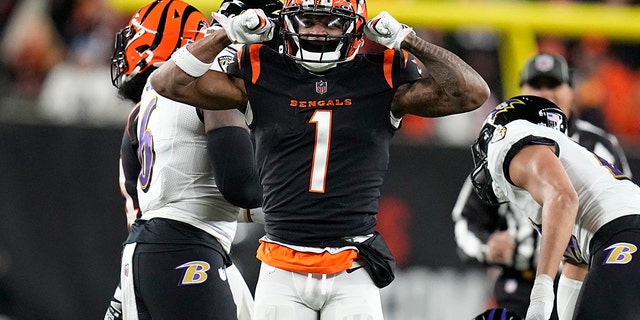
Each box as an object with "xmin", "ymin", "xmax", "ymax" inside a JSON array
[
  {"xmin": 135, "ymin": 47, "xmax": 240, "ymax": 253},
  {"xmin": 486, "ymin": 120, "xmax": 640, "ymax": 262}
]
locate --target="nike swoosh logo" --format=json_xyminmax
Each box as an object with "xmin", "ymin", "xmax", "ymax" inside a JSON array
[{"xmin": 346, "ymin": 266, "xmax": 364, "ymax": 274}]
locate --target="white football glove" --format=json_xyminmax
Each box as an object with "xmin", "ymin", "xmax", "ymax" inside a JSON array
[
  {"xmin": 364, "ymin": 11, "xmax": 413, "ymax": 50},
  {"xmin": 526, "ymin": 274, "xmax": 555, "ymax": 320},
  {"xmin": 211, "ymin": 9, "xmax": 274, "ymax": 44}
]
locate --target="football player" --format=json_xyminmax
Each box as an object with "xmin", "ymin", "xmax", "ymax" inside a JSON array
[
  {"xmin": 453, "ymin": 53, "xmax": 633, "ymax": 320},
  {"xmin": 104, "ymin": 0, "xmax": 279, "ymax": 319},
  {"xmin": 470, "ymin": 95, "xmax": 640, "ymax": 320},
  {"xmin": 150, "ymin": 0, "xmax": 490, "ymax": 318}
]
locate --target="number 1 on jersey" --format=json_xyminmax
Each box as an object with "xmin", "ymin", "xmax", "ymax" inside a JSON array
[{"xmin": 309, "ymin": 110, "xmax": 332, "ymax": 193}]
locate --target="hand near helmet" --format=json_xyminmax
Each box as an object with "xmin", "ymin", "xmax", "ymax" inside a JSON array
[
  {"xmin": 212, "ymin": 8, "xmax": 274, "ymax": 44},
  {"xmin": 364, "ymin": 11, "xmax": 414, "ymax": 50},
  {"xmin": 525, "ymin": 274, "xmax": 555, "ymax": 320}
]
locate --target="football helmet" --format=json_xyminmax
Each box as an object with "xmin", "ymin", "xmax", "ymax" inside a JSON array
[
  {"xmin": 110, "ymin": 0, "xmax": 209, "ymax": 88},
  {"xmin": 473, "ymin": 308, "xmax": 523, "ymax": 320},
  {"xmin": 470, "ymin": 95, "xmax": 567, "ymax": 205},
  {"xmin": 280, "ymin": 0, "xmax": 367, "ymax": 72}
]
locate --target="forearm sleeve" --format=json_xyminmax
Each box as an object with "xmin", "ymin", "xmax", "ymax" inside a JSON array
[{"xmin": 207, "ymin": 126, "xmax": 263, "ymax": 208}]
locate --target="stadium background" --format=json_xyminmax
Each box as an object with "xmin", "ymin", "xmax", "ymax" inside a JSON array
[{"xmin": 1, "ymin": 0, "xmax": 639, "ymax": 319}]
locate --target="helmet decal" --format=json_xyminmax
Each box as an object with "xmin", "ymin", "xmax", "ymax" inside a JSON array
[
  {"xmin": 488, "ymin": 99, "xmax": 525, "ymax": 125},
  {"xmin": 111, "ymin": 0, "xmax": 209, "ymax": 88}
]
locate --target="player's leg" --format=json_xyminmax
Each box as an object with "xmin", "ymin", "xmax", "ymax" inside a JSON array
[
  {"xmin": 133, "ymin": 243, "xmax": 237, "ymax": 320},
  {"xmin": 253, "ymin": 262, "xmax": 318, "ymax": 320},
  {"xmin": 120, "ymin": 243, "xmax": 141, "ymax": 320},
  {"xmin": 227, "ymin": 263, "xmax": 254, "ymax": 320},
  {"xmin": 320, "ymin": 262, "xmax": 383, "ymax": 320},
  {"xmin": 573, "ymin": 229, "xmax": 640, "ymax": 320}
]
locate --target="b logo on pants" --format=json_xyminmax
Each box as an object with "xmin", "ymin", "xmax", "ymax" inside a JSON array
[
  {"xmin": 603, "ymin": 242, "xmax": 637, "ymax": 265},
  {"xmin": 176, "ymin": 261, "xmax": 210, "ymax": 285}
]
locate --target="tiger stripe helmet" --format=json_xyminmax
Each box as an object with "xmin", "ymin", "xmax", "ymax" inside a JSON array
[{"xmin": 110, "ymin": 0, "xmax": 209, "ymax": 87}]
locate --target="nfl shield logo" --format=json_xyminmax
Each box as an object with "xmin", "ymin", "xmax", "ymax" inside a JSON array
[{"xmin": 316, "ymin": 80, "xmax": 327, "ymax": 95}]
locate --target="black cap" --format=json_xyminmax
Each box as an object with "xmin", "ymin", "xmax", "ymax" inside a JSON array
[{"xmin": 519, "ymin": 53, "xmax": 571, "ymax": 87}]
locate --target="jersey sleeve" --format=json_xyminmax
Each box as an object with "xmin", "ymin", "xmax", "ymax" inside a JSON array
[
  {"xmin": 395, "ymin": 49, "xmax": 423, "ymax": 84},
  {"xmin": 206, "ymin": 126, "xmax": 263, "ymax": 209},
  {"xmin": 226, "ymin": 44, "xmax": 255, "ymax": 81},
  {"xmin": 487, "ymin": 121, "xmax": 558, "ymax": 189},
  {"xmin": 208, "ymin": 45, "xmax": 239, "ymax": 73}
]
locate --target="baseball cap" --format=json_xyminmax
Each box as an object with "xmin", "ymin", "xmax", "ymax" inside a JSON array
[{"xmin": 519, "ymin": 53, "xmax": 571, "ymax": 87}]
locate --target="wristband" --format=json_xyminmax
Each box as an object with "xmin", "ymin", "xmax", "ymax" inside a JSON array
[
  {"xmin": 171, "ymin": 45, "xmax": 212, "ymax": 78},
  {"xmin": 236, "ymin": 207, "xmax": 265, "ymax": 224}
]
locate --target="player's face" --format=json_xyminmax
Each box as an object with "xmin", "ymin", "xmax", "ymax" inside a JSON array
[
  {"xmin": 521, "ymin": 79, "xmax": 573, "ymax": 118},
  {"xmin": 295, "ymin": 14, "xmax": 346, "ymax": 39}
]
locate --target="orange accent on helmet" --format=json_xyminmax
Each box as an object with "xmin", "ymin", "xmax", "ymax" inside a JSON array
[{"xmin": 111, "ymin": 0, "xmax": 209, "ymax": 87}]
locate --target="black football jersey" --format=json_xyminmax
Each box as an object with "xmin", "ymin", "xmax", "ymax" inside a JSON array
[{"xmin": 228, "ymin": 45, "xmax": 421, "ymax": 244}]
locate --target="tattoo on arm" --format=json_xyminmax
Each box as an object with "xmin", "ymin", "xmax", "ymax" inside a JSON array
[{"xmin": 395, "ymin": 32, "xmax": 489, "ymax": 117}]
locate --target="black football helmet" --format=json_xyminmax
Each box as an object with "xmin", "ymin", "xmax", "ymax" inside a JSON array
[
  {"xmin": 470, "ymin": 95, "xmax": 567, "ymax": 205},
  {"xmin": 473, "ymin": 308, "xmax": 523, "ymax": 320}
]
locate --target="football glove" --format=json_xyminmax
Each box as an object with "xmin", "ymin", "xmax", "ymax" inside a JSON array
[
  {"xmin": 103, "ymin": 285, "xmax": 123, "ymax": 320},
  {"xmin": 211, "ymin": 9, "xmax": 274, "ymax": 44},
  {"xmin": 364, "ymin": 11, "xmax": 413, "ymax": 50},
  {"xmin": 525, "ymin": 274, "xmax": 554, "ymax": 320}
]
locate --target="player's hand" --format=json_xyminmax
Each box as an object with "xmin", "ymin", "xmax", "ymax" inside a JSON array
[
  {"xmin": 211, "ymin": 9, "xmax": 274, "ymax": 44},
  {"xmin": 525, "ymin": 274, "xmax": 554, "ymax": 320},
  {"xmin": 364, "ymin": 11, "xmax": 413, "ymax": 50}
]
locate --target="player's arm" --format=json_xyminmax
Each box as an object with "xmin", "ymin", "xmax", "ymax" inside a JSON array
[
  {"xmin": 364, "ymin": 12, "xmax": 490, "ymax": 118},
  {"xmin": 508, "ymin": 144, "xmax": 578, "ymax": 320},
  {"xmin": 150, "ymin": 30, "xmax": 246, "ymax": 111},
  {"xmin": 509, "ymin": 144, "xmax": 577, "ymax": 279},
  {"xmin": 203, "ymin": 109, "xmax": 263, "ymax": 209},
  {"xmin": 151, "ymin": 9, "xmax": 274, "ymax": 111},
  {"xmin": 394, "ymin": 32, "xmax": 490, "ymax": 117},
  {"xmin": 119, "ymin": 105, "xmax": 141, "ymax": 228}
]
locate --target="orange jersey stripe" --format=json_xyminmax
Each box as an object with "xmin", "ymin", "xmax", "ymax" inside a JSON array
[
  {"xmin": 256, "ymin": 241, "xmax": 359, "ymax": 274},
  {"xmin": 383, "ymin": 50, "xmax": 394, "ymax": 88},
  {"xmin": 402, "ymin": 49, "xmax": 410, "ymax": 67},
  {"xmin": 236, "ymin": 46, "xmax": 244, "ymax": 70},
  {"xmin": 249, "ymin": 44, "xmax": 262, "ymax": 84}
]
